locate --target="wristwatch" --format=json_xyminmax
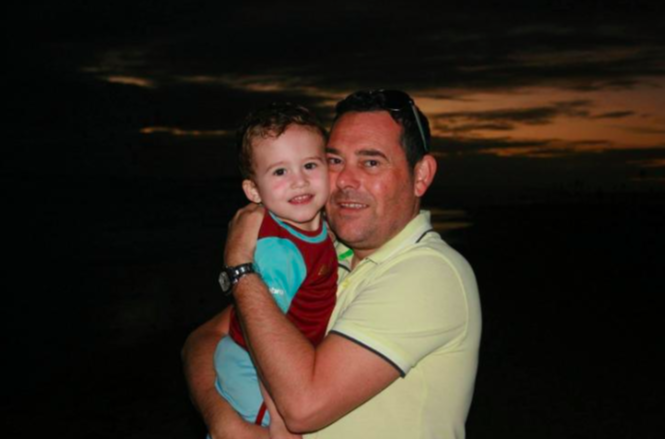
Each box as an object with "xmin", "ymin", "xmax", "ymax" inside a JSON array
[{"xmin": 219, "ymin": 263, "xmax": 256, "ymax": 294}]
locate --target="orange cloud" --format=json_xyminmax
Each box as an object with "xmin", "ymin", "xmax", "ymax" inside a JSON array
[{"xmin": 103, "ymin": 76, "xmax": 155, "ymax": 88}]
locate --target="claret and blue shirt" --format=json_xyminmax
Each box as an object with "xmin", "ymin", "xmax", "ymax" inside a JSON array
[{"xmin": 214, "ymin": 211, "xmax": 337, "ymax": 426}]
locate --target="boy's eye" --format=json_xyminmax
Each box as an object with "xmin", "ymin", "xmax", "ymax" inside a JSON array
[
  {"xmin": 273, "ymin": 168, "xmax": 286, "ymax": 176},
  {"xmin": 304, "ymin": 162, "xmax": 318, "ymax": 170}
]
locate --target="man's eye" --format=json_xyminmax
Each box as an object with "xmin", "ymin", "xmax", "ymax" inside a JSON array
[
  {"xmin": 273, "ymin": 169, "xmax": 286, "ymax": 176},
  {"xmin": 364, "ymin": 160, "xmax": 379, "ymax": 167},
  {"xmin": 327, "ymin": 157, "xmax": 342, "ymax": 165},
  {"xmin": 304, "ymin": 162, "xmax": 318, "ymax": 170}
]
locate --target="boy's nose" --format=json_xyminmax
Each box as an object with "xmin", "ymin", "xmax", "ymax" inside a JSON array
[{"xmin": 291, "ymin": 171, "xmax": 308, "ymax": 188}]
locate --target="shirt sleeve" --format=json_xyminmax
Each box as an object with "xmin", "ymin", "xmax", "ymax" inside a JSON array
[
  {"xmin": 255, "ymin": 237, "xmax": 306, "ymax": 313},
  {"xmin": 330, "ymin": 250, "xmax": 471, "ymax": 376}
]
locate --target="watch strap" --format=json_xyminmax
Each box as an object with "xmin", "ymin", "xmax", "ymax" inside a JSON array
[
  {"xmin": 220, "ymin": 263, "xmax": 256, "ymax": 294},
  {"xmin": 229, "ymin": 263, "xmax": 255, "ymax": 283}
]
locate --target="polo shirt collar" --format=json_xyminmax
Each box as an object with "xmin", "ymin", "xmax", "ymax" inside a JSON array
[
  {"xmin": 365, "ymin": 210, "xmax": 432, "ymax": 265},
  {"xmin": 336, "ymin": 241, "xmax": 354, "ymax": 272},
  {"xmin": 335, "ymin": 210, "xmax": 433, "ymax": 269}
]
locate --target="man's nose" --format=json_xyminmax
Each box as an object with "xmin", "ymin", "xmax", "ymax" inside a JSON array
[{"xmin": 335, "ymin": 163, "xmax": 360, "ymax": 190}]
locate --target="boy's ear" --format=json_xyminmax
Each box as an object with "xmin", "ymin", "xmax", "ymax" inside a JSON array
[{"xmin": 242, "ymin": 179, "xmax": 262, "ymax": 204}]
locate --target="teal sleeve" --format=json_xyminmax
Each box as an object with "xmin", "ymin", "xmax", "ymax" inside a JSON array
[{"xmin": 254, "ymin": 237, "xmax": 307, "ymax": 313}]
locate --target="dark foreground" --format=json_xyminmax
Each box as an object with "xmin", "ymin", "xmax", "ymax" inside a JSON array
[{"xmin": 4, "ymin": 178, "xmax": 663, "ymax": 438}]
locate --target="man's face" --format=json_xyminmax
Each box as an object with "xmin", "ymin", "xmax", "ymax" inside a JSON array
[{"xmin": 326, "ymin": 111, "xmax": 420, "ymax": 258}]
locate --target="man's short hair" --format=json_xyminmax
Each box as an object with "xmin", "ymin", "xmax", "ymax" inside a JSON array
[
  {"xmin": 334, "ymin": 90, "xmax": 432, "ymax": 169},
  {"xmin": 237, "ymin": 103, "xmax": 328, "ymax": 178}
]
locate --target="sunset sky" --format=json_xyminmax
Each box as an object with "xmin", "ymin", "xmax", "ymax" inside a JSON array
[{"xmin": 7, "ymin": 0, "xmax": 665, "ymax": 198}]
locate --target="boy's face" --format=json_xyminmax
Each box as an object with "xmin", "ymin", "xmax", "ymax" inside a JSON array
[{"xmin": 243, "ymin": 124, "xmax": 329, "ymax": 231}]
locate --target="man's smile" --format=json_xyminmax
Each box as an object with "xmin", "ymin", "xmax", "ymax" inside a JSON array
[
  {"xmin": 335, "ymin": 201, "xmax": 368, "ymax": 210},
  {"xmin": 331, "ymin": 191, "xmax": 372, "ymax": 211}
]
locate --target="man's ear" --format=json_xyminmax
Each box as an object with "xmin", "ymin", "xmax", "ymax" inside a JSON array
[
  {"xmin": 413, "ymin": 155, "xmax": 437, "ymax": 197},
  {"xmin": 242, "ymin": 179, "xmax": 262, "ymax": 204}
]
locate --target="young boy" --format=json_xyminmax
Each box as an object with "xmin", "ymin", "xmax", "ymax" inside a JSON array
[{"xmin": 214, "ymin": 103, "xmax": 338, "ymax": 427}]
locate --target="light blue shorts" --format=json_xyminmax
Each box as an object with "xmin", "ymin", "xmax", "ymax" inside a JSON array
[{"xmin": 214, "ymin": 336, "xmax": 271, "ymax": 427}]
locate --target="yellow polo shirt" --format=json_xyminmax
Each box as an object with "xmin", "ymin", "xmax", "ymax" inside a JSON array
[{"xmin": 306, "ymin": 211, "xmax": 481, "ymax": 439}]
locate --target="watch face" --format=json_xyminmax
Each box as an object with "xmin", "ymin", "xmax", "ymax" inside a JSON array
[{"xmin": 218, "ymin": 271, "xmax": 231, "ymax": 292}]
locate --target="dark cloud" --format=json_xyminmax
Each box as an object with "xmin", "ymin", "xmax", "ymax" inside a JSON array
[
  {"xmin": 437, "ymin": 142, "xmax": 665, "ymax": 193},
  {"xmin": 434, "ymin": 101, "xmax": 593, "ymax": 135},
  {"xmin": 440, "ymin": 122, "xmax": 516, "ymax": 133},
  {"xmin": 434, "ymin": 135, "xmax": 626, "ymax": 158},
  {"xmin": 433, "ymin": 136, "xmax": 552, "ymax": 154},
  {"xmin": 566, "ymin": 140, "xmax": 613, "ymax": 147},
  {"xmin": 592, "ymin": 111, "xmax": 635, "ymax": 119},
  {"xmin": 622, "ymin": 126, "xmax": 665, "ymax": 135}
]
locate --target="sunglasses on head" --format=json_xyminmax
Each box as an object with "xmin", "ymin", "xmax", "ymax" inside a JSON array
[{"xmin": 365, "ymin": 89, "xmax": 429, "ymax": 153}]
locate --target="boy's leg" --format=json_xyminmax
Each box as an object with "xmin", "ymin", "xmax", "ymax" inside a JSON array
[{"xmin": 214, "ymin": 336, "xmax": 268, "ymax": 425}]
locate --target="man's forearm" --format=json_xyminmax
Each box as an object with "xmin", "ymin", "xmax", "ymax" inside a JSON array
[{"xmin": 233, "ymin": 275, "xmax": 318, "ymax": 423}]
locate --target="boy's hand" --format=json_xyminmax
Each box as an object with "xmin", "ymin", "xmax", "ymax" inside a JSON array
[{"xmin": 225, "ymin": 203, "xmax": 265, "ymax": 267}]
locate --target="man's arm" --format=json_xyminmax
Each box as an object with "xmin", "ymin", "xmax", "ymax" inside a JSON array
[
  {"xmin": 223, "ymin": 204, "xmax": 400, "ymax": 432},
  {"xmin": 182, "ymin": 307, "xmax": 269, "ymax": 439},
  {"xmin": 259, "ymin": 381, "xmax": 302, "ymax": 439},
  {"xmin": 233, "ymin": 274, "xmax": 400, "ymax": 433}
]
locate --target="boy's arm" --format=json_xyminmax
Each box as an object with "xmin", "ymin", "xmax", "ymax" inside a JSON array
[{"xmin": 182, "ymin": 307, "xmax": 269, "ymax": 439}]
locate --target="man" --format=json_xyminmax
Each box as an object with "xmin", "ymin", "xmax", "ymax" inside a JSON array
[{"xmin": 183, "ymin": 90, "xmax": 481, "ymax": 439}]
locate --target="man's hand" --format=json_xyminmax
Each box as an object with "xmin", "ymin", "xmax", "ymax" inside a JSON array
[{"xmin": 225, "ymin": 203, "xmax": 265, "ymax": 267}]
